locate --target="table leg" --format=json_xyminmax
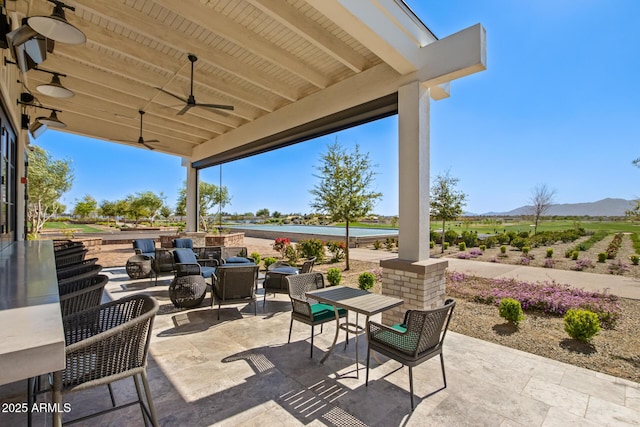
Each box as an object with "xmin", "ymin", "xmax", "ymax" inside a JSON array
[
  {"xmin": 319, "ymin": 305, "xmax": 342, "ymax": 364},
  {"xmin": 355, "ymin": 313, "xmax": 360, "ymax": 378}
]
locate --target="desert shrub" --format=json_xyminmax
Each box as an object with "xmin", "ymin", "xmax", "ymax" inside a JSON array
[
  {"xmin": 546, "ymin": 248, "xmax": 554, "ymax": 258},
  {"xmin": 297, "ymin": 238, "xmax": 325, "ymax": 262},
  {"xmin": 519, "ymin": 256, "xmax": 531, "ymax": 265},
  {"xmin": 500, "ymin": 245, "xmax": 507, "ymax": 254},
  {"xmin": 630, "ymin": 254, "xmax": 640, "ymax": 266},
  {"xmin": 522, "ymin": 246, "xmax": 530, "ymax": 255},
  {"xmin": 564, "ymin": 309, "xmax": 600, "ymax": 342},
  {"xmin": 518, "ymin": 231, "xmax": 530, "ymax": 238},
  {"xmin": 483, "ymin": 236, "xmax": 497, "ymax": 248},
  {"xmin": 250, "ymin": 252, "xmax": 261, "ymax": 265},
  {"xmin": 489, "ymin": 257, "xmax": 499, "ymax": 263},
  {"xmin": 479, "ymin": 245, "xmax": 487, "ymax": 251},
  {"xmin": 373, "ymin": 240, "xmax": 382, "ymax": 250},
  {"xmin": 429, "ymin": 240, "xmax": 435, "ymax": 249},
  {"xmin": 631, "ymin": 233, "xmax": 640, "ymax": 253},
  {"xmin": 458, "ymin": 242, "xmax": 466, "ymax": 251},
  {"xmin": 510, "ymin": 237, "xmax": 529, "ymax": 250},
  {"xmin": 461, "ymin": 231, "xmax": 478, "ymax": 248},
  {"xmin": 571, "ymin": 258, "xmax": 594, "ymax": 271},
  {"xmin": 273, "ymin": 237, "xmax": 291, "ymax": 258},
  {"xmin": 457, "ymin": 252, "xmax": 473, "ymax": 259},
  {"xmin": 326, "ymin": 268, "xmax": 342, "ymax": 286},
  {"xmin": 543, "ymin": 258, "xmax": 555, "ymax": 268},
  {"xmin": 385, "ymin": 237, "xmax": 395, "ymax": 250},
  {"xmin": 444, "ymin": 230, "xmax": 459, "ymax": 244},
  {"xmin": 446, "ymin": 273, "xmax": 620, "ymax": 328},
  {"xmin": 469, "ymin": 248, "xmax": 483, "ymax": 257},
  {"xmin": 263, "ymin": 257, "xmax": 277, "ymax": 269},
  {"xmin": 606, "ymin": 233, "xmax": 623, "ymax": 259},
  {"xmin": 565, "ymin": 230, "xmax": 609, "ymax": 256},
  {"xmin": 444, "ymin": 242, "xmax": 450, "ymax": 250},
  {"xmin": 495, "ymin": 233, "xmax": 510, "ymax": 245},
  {"xmin": 430, "ymin": 230, "xmax": 441, "ymax": 242},
  {"xmin": 608, "ymin": 259, "xmax": 629, "ymax": 275},
  {"xmin": 598, "ymin": 252, "xmax": 607, "ymax": 263},
  {"xmin": 284, "ymin": 244, "xmax": 299, "ymax": 264},
  {"xmin": 326, "ymin": 240, "xmax": 346, "ymax": 262},
  {"xmin": 571, "ymin": 251, "xmax": 579, "ymax": 260},
  {"xmin": 358, "ymin": 272, "xmax": 376, "ymax": 291},
  {"xmin": 499, "ymin": 298, "xmax": 524, "ymax": 326}
]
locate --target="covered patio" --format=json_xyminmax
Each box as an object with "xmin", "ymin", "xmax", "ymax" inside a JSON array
[{"xmin": 2, "ymin": 266, "xmax": 637, "ymax": 426}]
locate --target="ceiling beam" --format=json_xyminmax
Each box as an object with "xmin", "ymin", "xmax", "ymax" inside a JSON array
[
  {"xmin": 71, "ymin": 0, "xmax": 300, "ymax": 101},
  {"xmin": 247, "ymin": 0, "xmax": 367, "ymax": 72},
  {"xmin": 153, "ymin": 0, "xmax": 330, "ymax": 88}
]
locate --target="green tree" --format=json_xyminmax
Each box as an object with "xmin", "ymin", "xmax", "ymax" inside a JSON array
[
  {"xmin": 160, "ymin": 205, "xmax": 172, "ymax": 219},
  {"xmin": 176, "ymin": 181, "xmax": 230, "ymax": 231},
  {"xmin": 430, "ymin": 171, "xmax": 467, "ymax": 253},
  {"xmin": 529, "ymin": 184, "xmax": 556, "ymax": 235},
  {"xmin": 27, "ymin": 146, "xmax": 74, "ymax": 237},
  {"xmin": 256, "ymin": 208, "xmax": 270, "ymax": 218},
  {"xmin": 98, "ymin": 200, "xmax": 118, "ymax": 226},
  {"xmin": 126, "ymin": 191, "xmax": 165, "ymax": 225},
  {"xmin": 73, "ymin": 194, "xmax": 97, "ymax": 219},
  {"xmin": 310, "ymin": 141, "xmax": 382, "ymax": 270}
]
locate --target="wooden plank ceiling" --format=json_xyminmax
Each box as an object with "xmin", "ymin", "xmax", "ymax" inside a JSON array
[{"xmin": 11, "ymin": 0, "xmax": 386, "ymax": 159}]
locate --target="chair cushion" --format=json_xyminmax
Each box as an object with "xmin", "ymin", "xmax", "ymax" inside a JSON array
[
  {"xmin": 200, "ymin": 266, "xmax": 216, "ymax": 279},
  {"xmin": 133, "ymin": 239, "xmax": 155, "ymax": 254},
  {"xmin": 225, "ymin": 256, "xmax": 253, "ymax": 264},
  {"xmin": 174, "ymin": 248, "xmax": 198, "ymax": 264},
  {"xmin": 173, "ymin": 238, "xmax": 193, "ymax": 249},
  {"xmin": 392, "ymin": 323, "xmax": 407, "ymax": 333},
  {"xmin": 310, "ymin": 303, "xmax": 346, "ymax": 322}
]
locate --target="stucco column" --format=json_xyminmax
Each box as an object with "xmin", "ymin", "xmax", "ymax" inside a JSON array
[
  {"xmin": 397, "ymin": 80, "xmax": 430, "ymax": 261},
  {"xmin": 184, "ymin": 159, "xmax": 198, "ymax": 232},
  {"xmin": 381, "ymin": 81, "xmax": 448, "ymax": 325}
]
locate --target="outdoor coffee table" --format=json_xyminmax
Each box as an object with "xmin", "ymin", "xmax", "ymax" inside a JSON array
[
  {"xmin": 305, "ymin": 286, "xmax": 403, "ymax": 377},
  {"xmin": 126, "ymin": 254, "xmax": 153, "ymax": 279}
]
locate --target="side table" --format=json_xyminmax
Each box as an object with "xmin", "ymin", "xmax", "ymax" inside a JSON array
[
  {"xmin": 169, "ymin": 275, "xmax": 207, "ymax": 308},
  {"xmin": 126, "ymin": 255, "xmax": 153, "ymax": 279}
]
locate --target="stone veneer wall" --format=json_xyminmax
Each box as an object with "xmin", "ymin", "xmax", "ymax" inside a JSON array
[
  {"xmin": 205, "ymin": 232, "xmax": 244, "ymax": 247},
  {"xmin": 379, "ymin": 258, "xmax": 448, "ymax": 326}
]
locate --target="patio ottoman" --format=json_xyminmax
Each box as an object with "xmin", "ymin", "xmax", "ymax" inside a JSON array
[
  {"xmin": 126, "ymin": 254, "xmax": 153, "ymax": 279},
  {"xmin": 169, "ymin": 275, "xmax": 207, "ymax": 308}
]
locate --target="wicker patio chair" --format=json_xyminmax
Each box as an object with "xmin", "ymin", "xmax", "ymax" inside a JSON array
[
  {"xmin": 57, "ymin": 264, "xmax": 103, "ymax": 289},
  {"xmin": 173, "ymin": 248, "xmax": 217, "ymax": 279},
  {"xmin": 56, "ymin": 259, "xmax": 100, "ymax": 281},
  {"xmin": 58, "ymin": 274, "xmax": 109, "ymax": 318},
  {"xmin": 51, "ymin": 294, "xmax": 159, "ymax": 426},
  {"xmin": 262, "ymin": 258, "xmax": 316, "ymax": 304},
  {"xmin": 54, "ymin": 249, "xmax": 88, "ymax": 269},
  {"xmin": 286, "ymin": 273, "xmax": 347, "ymax": 358},
  {"xmin": 172, "ymin": 238, "xmax": 194, "ymax": 249},
  {"xmin": 211, "ymin": 264, "xmax": 259, "ymax": 320},
  {"xmin": 365, "ymin": 298, "xmax": 456, "ymax": 411}
]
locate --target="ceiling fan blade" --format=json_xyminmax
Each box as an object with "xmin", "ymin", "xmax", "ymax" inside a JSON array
[
  {"xmin": 156, "ymin": 87, "xmax": 188, "ymax": 104},
  {"xmin": 145, "ymin": 139, "xmax": 160, "ymax": 143},
  {"xmin": 196, "ymin": 103, "xmax": 234, "ymax": 111},
  {"xmin": 177, "ymin": 104, "xmax": 193, "ymax": 116},
  {"xmin": 141, "ymin": 141, "xmax": 156, "ymax": 150}
]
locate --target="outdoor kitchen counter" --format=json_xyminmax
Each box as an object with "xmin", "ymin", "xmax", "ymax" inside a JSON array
[{"xmin": 0, "ymin": 240, "xmax": 65, "ymax": 386}]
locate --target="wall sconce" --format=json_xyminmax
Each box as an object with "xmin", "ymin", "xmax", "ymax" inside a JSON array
[
  {"xmin": 18, "ymin": 99, "xmax": 67, "ymax": 128},
  {"xmin": 35, "ymin": 68, "xmax": 74, "ymax": 98}
]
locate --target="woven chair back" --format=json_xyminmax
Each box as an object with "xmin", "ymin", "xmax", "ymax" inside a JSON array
[
  {"xmin": 59, "ymin": 274, "xmax": 108, "ymax": 317},
  {"xmin": 299, "ymin": 257, "xmax": 316, "ymax": 273},
  {"xmin": 214, "ymin": 265, "xmax": 258, "ymax": 300},
  {"xmin": 286, "ymin": 272, "xmax": 324, "ymax": 301},
  {"xmin": 57, "ymin": 259, "xmax": 101, "ymax": 280},
  {"xmin": 409, "ymin": 299, "xmax": 456, "ymax": 356},
  {"xmin": 57, "ymin": 264, "xmax": 103, "ymax": 289},
  {"xmin": 58, "ymin": 294, "xmax": 158, "ymax": 389}
]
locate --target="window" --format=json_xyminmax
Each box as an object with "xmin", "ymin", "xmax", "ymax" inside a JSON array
[{"xmin": 0, "ymin": 105, "xmax": 17, "ymax": 249}]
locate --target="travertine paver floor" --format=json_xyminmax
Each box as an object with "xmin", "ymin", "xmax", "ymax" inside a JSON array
[{"xmin": 1, "ymin": 267, "xmax": 639, "ymax": 426}]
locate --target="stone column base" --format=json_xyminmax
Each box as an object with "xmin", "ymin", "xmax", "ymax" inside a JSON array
[{"xmin": 379, "ymin": 257, "xmax": 448, "ymax": 326}]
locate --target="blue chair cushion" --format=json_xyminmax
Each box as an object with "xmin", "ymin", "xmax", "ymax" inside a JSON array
[
  {"xmin": 200, "ymin": 266, "xmax": 216, "ymax": 279},
  {"xmin": 310, "ymin": 303, "xmax": 347, "ymax": 322},
  {"xmin": 133, "ymin": 239, "xmax": 155, "ymax": 255},
  {"xmin": 225, "ymin": 256, "xmax": 253, "ymax": 264},
  {"xmin": 173, "ymin": 238, "xmax": 193, "ymax": 249},
  {"xmin": 174, "ymin": 248, "xmax": 198, "ymax": 264},
  {"xmin": 391, "ymin": 323, "xmax": 407, "ymax": 333}
]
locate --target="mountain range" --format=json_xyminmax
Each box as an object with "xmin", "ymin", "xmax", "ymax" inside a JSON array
[{"xmin": 476, "ymin": 198, "xmax": 635, "ymax": 217}]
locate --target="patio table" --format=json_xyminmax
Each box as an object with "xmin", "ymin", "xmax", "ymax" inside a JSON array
[{"xmin": 305, "ymin": 286, "xmax": 403, "ymax": 377}]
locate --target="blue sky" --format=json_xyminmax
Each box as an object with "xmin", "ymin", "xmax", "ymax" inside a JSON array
[{"xmin": 34, "ymin": 1, "xmax": 640, "ymax": 216}]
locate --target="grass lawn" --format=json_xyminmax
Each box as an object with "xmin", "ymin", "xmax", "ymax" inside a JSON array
[{"xmin": 43, "ymin": 222, "xmax": 104, "ymax": 233}]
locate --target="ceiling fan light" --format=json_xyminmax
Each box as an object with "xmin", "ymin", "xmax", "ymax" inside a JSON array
[
  {"xmin": 36, "ymin": 74, "xmax": 74, "ymax": 98},
  {"xmin": 27, "ymin": 4, "xmax": 86, "ymax": 45},
  {"xmin": 37, "ymin": 110, "xmax": 66, "ymax": 128}
]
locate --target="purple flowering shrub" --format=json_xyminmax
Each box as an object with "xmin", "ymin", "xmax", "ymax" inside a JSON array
[
  {"xmin": 519, "ymin": 256, "xmax": 531, "ymax": 265},
  {"xmin": 469, "ymin": 248, "xmax": 483, "ymax": 256},
  {"xmin": 457, "ymin": 249, "xmax": 483, "ymax": 259},
  {"xmin": 608, "ymin": 260, "xmax": 629, "ymax": 275},
  {"xmin": 446, "ymin": 272, "xmax": 620, "ymax": 328},
  {"xmin": 543, "ymin": 258, "xmax": 555, "ymax": 268},
  {"xmin": 457, "ymin": 252, "xmax": 473, "ymax": 259},
  {"xmin": 571, "ymin": 259, "xmax": 594, "ymax": 271}
]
